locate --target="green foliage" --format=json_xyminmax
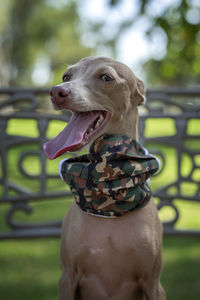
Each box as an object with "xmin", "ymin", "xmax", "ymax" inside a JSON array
[
  {"xmin": 94, "ymin": 0, "xmax": 200, "ymax": 86},
  {"xmin": 0, "ymin": 0, "xmax": 92, "ymax": 86},
  {"xmin": 1, "ymin": 0, "xmax": 199, "ymax": 87},
  {"xmin": 143, "ymin": 0, "xmax": 200, "ymax": 86}
]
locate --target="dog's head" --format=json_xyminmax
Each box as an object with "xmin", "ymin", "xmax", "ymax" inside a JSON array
[{"xmin": 44, "ymin": 56, "xmax": 145, "ymax": 159}]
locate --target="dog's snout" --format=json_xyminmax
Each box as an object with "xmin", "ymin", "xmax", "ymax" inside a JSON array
[{"xmin": 49, "ymin": 86, "xmax": 70, "ymax": 105}]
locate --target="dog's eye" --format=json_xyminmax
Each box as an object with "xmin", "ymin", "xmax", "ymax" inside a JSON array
[
  {"xmin": 99, "ymin": 74, "xmax": 113, "ymax": 82},
  {"xmin": 63, "ymin": 74, "xmax": 71, "ymax": 82}
]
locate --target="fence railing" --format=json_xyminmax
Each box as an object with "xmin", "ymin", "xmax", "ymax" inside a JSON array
[{"xmin": 0, "ymin": 87, "xmax": 200, "ymax": 239}]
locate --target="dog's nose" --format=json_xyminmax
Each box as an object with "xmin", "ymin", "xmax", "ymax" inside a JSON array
[{"xmin": 49, "ymin": 86, "xmax": 70, "ymax": 105}]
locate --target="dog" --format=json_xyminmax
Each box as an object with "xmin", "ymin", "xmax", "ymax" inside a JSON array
[{"xmin": 44, "ymin": 56, "xmax": 165, "ymax": 300}]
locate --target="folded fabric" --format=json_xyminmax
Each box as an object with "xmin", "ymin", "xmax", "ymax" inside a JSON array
[{"xmin": 60, "ymin": 134, "xmax": 160, "ymax": 217}]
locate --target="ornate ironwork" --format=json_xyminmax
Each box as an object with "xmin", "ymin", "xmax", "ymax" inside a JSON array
[{"xmin": 0, "ymin": 87, "xmax": 200, "ymax": 239}]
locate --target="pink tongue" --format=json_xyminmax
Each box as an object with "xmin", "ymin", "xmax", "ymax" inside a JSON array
[{"xmin": 43, "ymin": 111, "xmax": 101, "ymax": 159}]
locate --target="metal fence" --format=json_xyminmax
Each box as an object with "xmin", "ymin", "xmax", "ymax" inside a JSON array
[{"xmin": 0, "ymin": 87, "xmax": 200, "ymax": 239}]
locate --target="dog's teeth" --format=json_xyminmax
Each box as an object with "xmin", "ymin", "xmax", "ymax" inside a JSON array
[
  {"xmin": 90, "ymin": 128, "xmax": 94, "ymax": 132},
  {"xmin": 94, "ymin": 121, "xmax": 100, "ymax": 129},
  {"xmin": 94, "ymin": 115, "xmax": 104, "ymax": 129},
  {"xmin": 99, "ymin": 114, "xmax": 104, "ymax": 123}
]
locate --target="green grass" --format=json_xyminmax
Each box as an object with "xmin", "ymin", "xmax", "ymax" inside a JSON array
[
  {"xmin": 1, "ymin": 117, "xmax": 200, "ymax": 300},
  {"xmin": 0, "ymin": 240, "xmax": 60, "ymax": 300},
  {"xmin": 0, "ymin": 237, "xmax": 199, "ymax": 300},
  {"xmin": 162, "ymin": 237, "xmax": 200, "ymax": 300}
]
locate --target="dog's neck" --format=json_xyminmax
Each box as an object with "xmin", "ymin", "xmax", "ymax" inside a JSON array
[
  {"xmin": 129, "ymin": 107, "xmax": 139, "ymax": 141},
  {"xmin": 106, "ymin": 107, "xmax": 139, "ymax": 142}
]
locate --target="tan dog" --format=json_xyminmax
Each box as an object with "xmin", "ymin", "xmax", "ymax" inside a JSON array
[{"xmin": 44, "ymin": 57, "xmax": 165, "ymax": 299}]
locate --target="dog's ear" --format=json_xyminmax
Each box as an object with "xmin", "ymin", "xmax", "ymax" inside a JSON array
[{"xmin": 135, "ymin": 79, "xmax": 145, "ymax": 106}]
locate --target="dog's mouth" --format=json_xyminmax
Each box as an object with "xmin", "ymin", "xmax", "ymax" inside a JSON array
[{"xmin": 43, "ymin": 110, "xmax": 111, "ymax": 159}]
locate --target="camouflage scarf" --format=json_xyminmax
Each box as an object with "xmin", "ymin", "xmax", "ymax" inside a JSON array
[{"xmin": 59, "ymin": 134, "xmax": 159, "ymax": 217}]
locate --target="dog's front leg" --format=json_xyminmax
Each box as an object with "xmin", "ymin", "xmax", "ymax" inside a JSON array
[
  {"xmin": 59, "ymin": 269, "xmax": 80, "ymax": 300},
  {"xmin": 59, "ymin": 270, "xmax": 72, "ymax": 300}
]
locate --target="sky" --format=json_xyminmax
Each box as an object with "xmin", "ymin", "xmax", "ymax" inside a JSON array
[
  {"xmin": 32, "ymin": 0, "xmax": 173, "ymax": 84},
  {"xmin": 32, "ymin": 0, "xmax": 200, "ymax": 85},
  {"xmin": 78, "ymin": 0, "xmax": 177, "ymax": 78},
  {"xmin": 77, "ymin": 0, "xmax": 200, "ymax": 79}
]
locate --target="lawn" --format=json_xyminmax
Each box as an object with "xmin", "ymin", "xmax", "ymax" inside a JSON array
[
  {"xmin": 0, "ymin": 237, "xmax": 199, "ymax": 300},
  {"xmin": 0, "ymin": 117, "xmax": 200, "ymax": 299}
]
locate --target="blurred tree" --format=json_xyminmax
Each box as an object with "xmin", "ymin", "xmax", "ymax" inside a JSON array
[
  {"xmin": 86, "ymin": 0, "xmax": 200, "ymax": 86},
  {"xmin": 142, "ymin": 0, "xmax": 200, "ymax": 86},
  {"xmin": 0, "ymin": 0, "xmax": 92, "ymax": 86},
  {"xmin": 1, "ymin": 0, "xmax": 199, "ymax": 87}
]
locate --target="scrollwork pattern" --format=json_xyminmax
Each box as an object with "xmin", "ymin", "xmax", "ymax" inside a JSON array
[{"xmin": 0, "ymin": 88, "xmax": 200, "ymax": 238}]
